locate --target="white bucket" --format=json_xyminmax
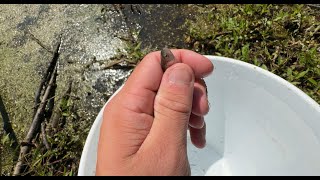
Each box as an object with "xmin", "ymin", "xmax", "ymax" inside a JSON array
[{"xmin": 78, "ymin": 56, "xmax": 320, "ymax": 176}]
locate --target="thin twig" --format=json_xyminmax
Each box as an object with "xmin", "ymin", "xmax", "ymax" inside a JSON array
[
  {"xmin": 307, "ymin": 4, "xmax": 320, "ymax": 9},
  {"xmin": 51, "ymin": 81, "xmax": 72, "ymax": 132},
  {"xmin": 100, "ymin": 59, "xmax": 124, "ymax": 70},
  {"xmin": 45, "ymin": 158, "xmax": 64, "ymax": 166},
  {"xmin": 31, "ymin": 94, "xmax": 79, "ymax": 111},
  {"xmin": 41, "ymin": 122, "xmax": 50, "ymax": 151},
  {"xmin": 215, "ymin": 31, "xmax": 232, "ymax": 36},
  {"xmin": 26, "ymin": 31, "xmax": 53, "ymax": 54}
]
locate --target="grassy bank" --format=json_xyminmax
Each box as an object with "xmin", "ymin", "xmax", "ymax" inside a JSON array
[{"xmin": 185, "ymin": 4, "xmax": 319, "ymax": 103}]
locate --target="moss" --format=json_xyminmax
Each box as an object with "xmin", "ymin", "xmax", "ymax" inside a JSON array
[{"xmin": 0, "ymin": 47, "xmax": 42, "ymax": 136}]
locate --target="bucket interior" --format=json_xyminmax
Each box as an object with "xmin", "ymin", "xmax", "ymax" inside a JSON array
[{"xmin": 78, "ymin": 56, "xmax": 320, "ymax": 176}]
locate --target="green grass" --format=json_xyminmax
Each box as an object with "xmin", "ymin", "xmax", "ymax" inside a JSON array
[
  {"xmin": 185, "ymin": 4, "xmax": 320, "ymax": 103},
  {"xmin": 1, "ymin": 92, "xmax": 82, "ymax": 176}
]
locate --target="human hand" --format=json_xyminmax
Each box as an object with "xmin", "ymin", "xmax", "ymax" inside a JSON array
[{"xmin": 96, "ymin": 49, "xmax": 214, "ymax": 176}]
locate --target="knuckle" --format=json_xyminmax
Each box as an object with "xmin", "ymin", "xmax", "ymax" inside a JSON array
[{"xmin": 154, "ymin": 94, "xmax": 191, "ymax": 116}]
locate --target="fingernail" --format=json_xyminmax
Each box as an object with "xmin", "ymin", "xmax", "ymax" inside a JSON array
[{"xmin": 168, "ymin": 67, "xmax": 193, "ymax": 85}]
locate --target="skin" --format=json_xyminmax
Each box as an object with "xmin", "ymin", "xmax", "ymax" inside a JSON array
[{"xmin": 96, "ymin": 49, "xmax": 214, "ymax": 176}]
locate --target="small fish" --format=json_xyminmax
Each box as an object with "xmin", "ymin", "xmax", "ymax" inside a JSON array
[{"xmin": 160, "ymin": 48, "xmax": 179, "ymax": 72}]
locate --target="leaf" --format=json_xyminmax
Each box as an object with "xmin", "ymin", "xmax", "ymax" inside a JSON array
[
  {"xmin": 60, "ymin": 98, "xmax": 68, "ymax": 111},
  {"xmin": 307, "ymin": 78, "xmax": 318, "ymax": 86},
  {"xmin": 277, "ymin": 56, "xmax": 285, "ymax": 65},
  {"xmin": 261, "ymin": 64, "xmax": 268, "ymax": 70},
  {"xmin": 295, "ymin": 69, "xmax": 309, "ymax": 80},
  {"xmin": 133, "ymin": 42, "xmax": 142, "ymax": 51},
  {"xmin": 267, "ymin": 20, "xmax": 272, "ymax": 26},
  {"xmin": 291, "ymin": 81, "xmax": 301, "ymax": 85},
  {"xmin": 2, "ymin": 134, "xmax": 10, "ymax": 144},
  {"xmin": 287, "ymin": 68, "xmax": 293, "ymax": 76},
  {"xmin": 287, "ymin": 67, "xmax": 294, "ymax": 81},
  {"xmin": 274, "ymin": 16, "xmax": 282, "ymax": 22},
  {"xmin": 67, "ymin": 99, "xmax": 72, "ymax": 107},
  {"xmin": 241, "ymin": 43, "xmax": 250, "ymax": 62},
  {"xmin": 62, "ymin": 112, "xmax": 69, "ymax": 117},
  {"xmin": 264, "ymin": 46, "xmax": 272, "ymax": 60},
  {"xmin": 215, "ymin": 52, "xmax": 222, "ymax": 56},
  {"xmin": 253, "ymin": 57, "xmax": 260, "ymax": 66},
  {"xmin": 68, "ymin": 169, "xmax": 74, "ymax": 176}
]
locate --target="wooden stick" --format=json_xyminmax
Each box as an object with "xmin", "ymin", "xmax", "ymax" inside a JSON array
[
  {"xmin": 41, "ymin": 122, "xmax": 50, "ymax": 151},
  {"xmin": 13, "ymin": 67, "xmax": 58, "ymax": 176},
  {"xmin": 33, "ymin": 37, "xmax": 61, "ymax": 118},
  {"xmin": 45, "ymin": 70, "xmax": 57, "ymax": 121},
  {"xmin": 13, "ymin": 36, "xmax": 61, "ymax": 175}
]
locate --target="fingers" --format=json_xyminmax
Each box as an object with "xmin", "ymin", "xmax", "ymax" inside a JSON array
[
  {"xmin": 116, "ymin": 49, "xmax": 211, "ymax": 152},
  {"xmin": 120, "ymin": 53, "xmax": 164, "ymax": 116},
  {"xmin": 192, "ymin": 78, "xmax": 209, "ymax": 116},
  {"xmin": 190, "ymin": 77, "xmax": 209, "ymax": 149},
  {"xmin": 146, "ymin": 49, "xmax": 214, "ymax": 78},
  {"xmin": 189, "ymin": 113, "xmax": 204, "ymax": 129},
  {"xmin": 171, "ymin": 49, "xmax": 213, "ymax": 78},
  {"xmin": 121, "ymin": 49, "xmax": 213, "ymax": 116},
  {"xmin": 189, "ymin": 122, "xmax": 206, "ymax": 149},
  {"xmin": 147, "ymin": 63, "xmax": 195, "ymax": 148}
]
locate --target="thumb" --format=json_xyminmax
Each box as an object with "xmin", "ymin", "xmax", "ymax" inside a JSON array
[{"xmin": 148, "ymin": 63, "xmax": 195, "ymax": 148}]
